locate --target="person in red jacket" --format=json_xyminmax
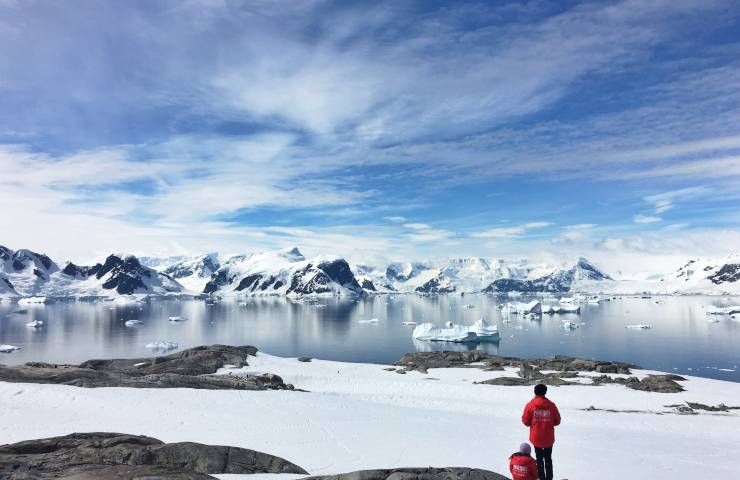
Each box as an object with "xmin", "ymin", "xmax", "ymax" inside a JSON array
[
  {"xmin": 509, "ymin": 442, "xmax": 538, "ymax": 480},
  {"xmin": 522, "ymin": 383, "xmax": 561, "ymax": 480}
]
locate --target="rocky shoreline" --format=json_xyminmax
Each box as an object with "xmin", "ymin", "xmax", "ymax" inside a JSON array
[
  {"xmin": 0, "ymin": 345, "xmax": 293, "ymax": 390},
  {"xmin": 394, "ymin": 351, "xmax": 687, "ymax": 392}
]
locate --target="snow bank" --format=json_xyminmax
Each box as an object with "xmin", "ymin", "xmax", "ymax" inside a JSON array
[{"xmin": 1, "ymin": 352, "xmax": 740, "ymax": 479}]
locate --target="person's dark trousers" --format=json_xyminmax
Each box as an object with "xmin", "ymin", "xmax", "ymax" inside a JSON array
[{"xmin": 534, "ymin": 446, "xmax": 553, "ymax": 480}]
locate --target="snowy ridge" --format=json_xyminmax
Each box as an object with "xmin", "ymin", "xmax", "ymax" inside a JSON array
[
  {"xmin": 2, "ymin": 245, "xmax": 738, "ymax": 298},
  {"xmin": 0, "ymin": 245, "xmax": 183, "ymax": 299},
  {"xmin": 202, "ymin": 247, "xmax": 363, "ymax": 297}
]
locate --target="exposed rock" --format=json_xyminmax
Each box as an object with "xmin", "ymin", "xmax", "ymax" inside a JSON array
[
  {"xmin": 0, "ymin": 432, "xmax": 307, "ymax": 479},
  {"xmin": 298, "ymin": 357, "xmax": 313, "ymax": 363},
  {"xmin": 304, "ymin": 467, "xmax": 508, "ymax": 480},
  {"xmin": 0, "ymin": 345, "xmax": 294, "ymax": 390},
  {"xmin": 592, "ymin": 374, "xmax": 687, "ymax": 393},
  {"xmin": 396, "ymin": 351, "xmax": 634, "ymax": 375}
]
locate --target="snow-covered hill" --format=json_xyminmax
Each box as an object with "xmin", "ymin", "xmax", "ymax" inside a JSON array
[{"xmin": 0, "ymin": 246, "xmax": 183, "ymax": 298}]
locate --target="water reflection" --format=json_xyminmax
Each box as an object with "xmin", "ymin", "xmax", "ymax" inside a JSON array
[{"xmin": 0, "ymin": 295, "xmax": 738, "ymax": 381}]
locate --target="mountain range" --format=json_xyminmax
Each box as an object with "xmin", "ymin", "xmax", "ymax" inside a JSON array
[{"xmin": 0, "ymin": 245, "xmax": 738, "ymax": 300}]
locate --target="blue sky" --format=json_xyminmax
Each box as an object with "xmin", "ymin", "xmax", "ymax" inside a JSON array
[{"xmin": 1, "ymin": 0, "xmax": 739, "ymax": 273}]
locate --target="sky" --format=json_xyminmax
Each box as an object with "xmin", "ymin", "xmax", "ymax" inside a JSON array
[{"xmin": 1, "ymin": 0, "xmax": 740, "ymax": 275}]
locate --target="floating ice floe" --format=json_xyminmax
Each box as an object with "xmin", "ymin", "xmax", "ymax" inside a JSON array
[
  {"xmin": 706, "ymin": 305, "xmax": 740, "ymax": 315},
  {"xmin": 145, "ymin": 341, "xmax": 179, "ymax": 351},
  {"xmin": 585, "ymin": 296, "xmax": 601, "ymax": 304},
  {"xmin": 503, "ymin": 301, "xmax": 541, "ymax": 315},
  {"xmin": 25, "ymin": 320, "xmax": 43, "ymax": 328},
  {"xmin": 168, "ymin": 316, "xmax": 185, "ymax": 322},
  {"xmin": 412, "ymin": 318, "xmax": 499, "ymax": 343},
  {"xmin": 559, "ymin": 297, "xmax": 577, "ymax": 304},
  {"xmin": 561, "ymin": 320, "xmax": 580, "ymax": 329},
  {"xmin": 124, "ymin": 319, "xmax": 144, "ymax": 327},
  {"xmin": 0, "ymin": 344, "xmax": 21, "ymax": 353},
  {"xmin": 626, "ymin": 324, "xmax": 652, "ymax": 329},
  {"xmin": 401, "ymin": 321, "xmax": 418, "ymax": 326},
  {"xmin": 358, "ymin": 318, "xmax": 379, "ymax": 324},
  {"xmin": 18, "ymin": 296, "xmax": 47, "ymax": 305},
  {"xmin": 463, "ymin": 304, "xmax": 476, "ymax": 309}
]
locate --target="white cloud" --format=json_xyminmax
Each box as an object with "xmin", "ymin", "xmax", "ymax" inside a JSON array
[
  {"xmin": 643, "ymin": 186, "xmax": 709, "ymax": 214},
  {"xmin": 472, "ymin": 222, "xmax": 552, "ymax": 239},
  {"xmin": 384, "ymin": 216, "xmax": 407, "ymax": 223},
  {"xmin": 634, "ymin": 214, "xmax": 662, "ymax": 224}
]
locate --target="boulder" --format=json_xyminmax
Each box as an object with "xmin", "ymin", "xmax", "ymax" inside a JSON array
[
  {"xmin": 0, "ymin": 432, "xmax": 307, "ymax": 479},
  {"xmin": 304, "ymin": 467, "xmax": 508, "ymax": 480}
]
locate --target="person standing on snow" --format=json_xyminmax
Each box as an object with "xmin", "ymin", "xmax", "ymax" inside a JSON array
[
  {"xmin": 522, "ymin": 383, "xmax": 561, "ymax": 480},
  {"xmin": 509, "ymin": 442, "xmax": 538, "ymax": 480}
]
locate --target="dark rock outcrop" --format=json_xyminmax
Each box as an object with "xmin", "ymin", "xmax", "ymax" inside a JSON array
[
  {"xmin": 0, "ymin": 432, "xmax": 307, "ymax": 479},
  {"xmin": 708, "ymin": 262, "xmax": 740, "ymax": 284},
  {"xmin": 592, "ymin": 374, "xmax": 687, "ymax": 393},
  {"xmin": 287, "ymin": 259, "xmax": 363, "ymax": 296},
  {"xmin": 396, "ymin": 351, "xmax": 635, "ymax": 375},
  {"xmin": 304, "ymin": 467, "xmax": 508, "ymax": 480},
  {"xmin": 415, "ymin": 276, "xmax": 456, "ymax": 294},
  {"xmin": 0, "ymin": 345, "xmax": 294, "ymax": 390},
  {"xmin": 394, "ymin": 351, "xmax": 668, "ymax": 391}
]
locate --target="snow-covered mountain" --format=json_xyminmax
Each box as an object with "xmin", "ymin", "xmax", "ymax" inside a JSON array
[
  {"xmin": 353, "ymin": 256, "xmax": 612, "ymax": 294},
  {"xmin": 653, "ymin": 254, "xmax": 740, "ymax": 294},
  {"xmin": 202, "ymin": 248, "xmax": 363, "ymax": 297},
  {"xmin": 0, "ymin": 246, "xmax": 183, "ymax": 298},
  {"xmin": 482, "ymin": 257, "xmax": 612, "ymax": 294},
  {"xmin": 158, "ymin": 253, "xmax": 221, "ymax": 292},
  {"xmin": 1, "ymin": 244, "xmax": 738, "ymax": 299}
]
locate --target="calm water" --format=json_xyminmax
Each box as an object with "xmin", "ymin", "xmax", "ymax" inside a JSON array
[{"xmin": 1, "ymin": 295, "xmax": 739, "ymax": 381}]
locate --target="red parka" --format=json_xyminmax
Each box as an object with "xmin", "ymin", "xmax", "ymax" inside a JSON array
[
  {"xmin": 522, "ymin": 395, "xmax": 561, "ymax": 448},
  {"xmin": 509, "ymin": 452, "xmax": 538, "ymax": 480}
]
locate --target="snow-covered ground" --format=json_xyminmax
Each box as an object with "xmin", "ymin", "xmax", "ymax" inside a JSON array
[{"xmin": 1, "ymin": 352, "xmax": 739, "ymax": 479}]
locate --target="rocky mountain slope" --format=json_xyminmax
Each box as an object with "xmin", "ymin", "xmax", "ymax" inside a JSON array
[
  {"xmin": 2, "ymin": 244, "xmax": 738, "ymax": 298},
  {"xmin": 0, "ymin": 246, "xmax": 182, "ymax": 298}
]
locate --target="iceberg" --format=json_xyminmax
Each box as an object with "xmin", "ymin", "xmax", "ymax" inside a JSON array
[
  {"xmin": 25, "ymin": 320, "xmax": 44, "ymax": 328},
  {"xmin": 585, "ymin": 296, "xmax": 601, "ymax": 304},
  {"xmin": 18, "ymin": 296, "xmax": 47, "ymax": 305},
  {"xmin": 706, "ymin": 305, "xmax": 740, "ymax": 315},
  {"xmin": 561, "ymin": 320, "xmax": 580, "ymax": 329},
  {"xmin": 0, "ymin": 344, "xmax": 21, "ymax": 353},
  {"xmin": 626, "ymin": 324, "xmax": 652, "ymax": 329},
  {"xmin": 401, "ymin": 321, "xmax": 418, "ymax": 326},
  {"xmin": 358, "ymin": 318, "xmax": 379, "ymax": 324},
  {"xmin": 554, "ymin": 304, "xmax": 580, "ymax": 314},
  {"xmin": 502, "ymin": 301, "xmax": 542, "ymax": 315},
  {"xmin": 168, "ymin": 316, "xmax": 185, "ymax": 322},
  {"xmin": 412, "ymin": 319, "xmax": 499, "ymax": 343},
  {"xmin": 145, "ymin": 341, "xmax": 179, "ymax": 351},
  {"xmin": 124, "ymin": 319, "xmax": 144, "ymax": 327}
]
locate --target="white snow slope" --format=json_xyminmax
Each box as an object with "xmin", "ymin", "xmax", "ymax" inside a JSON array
[{"xmin": 1, "ymin": 352, "xmax": 738, "ymax": 479}]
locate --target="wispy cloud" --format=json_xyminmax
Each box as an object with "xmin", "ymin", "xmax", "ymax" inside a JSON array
[
  {"xmin": 634, "ymin": 214, "xmax": 662, "ymax": 224},
  {"xmin": 473, "ymin": 222, "xmax": 552, "ymax": 239},
  {"xmin": 0, "ymin": 0, "xmax": 738, "ymax": 264}
]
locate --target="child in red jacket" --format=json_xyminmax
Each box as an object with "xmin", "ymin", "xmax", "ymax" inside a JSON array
[
  {"xmin": 522, "ymin": 384, "xmax": 561, "ymax": 480},
  {"xmin": 509, "ymin": 442, "xmax": 538, "ymax": 480}
]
